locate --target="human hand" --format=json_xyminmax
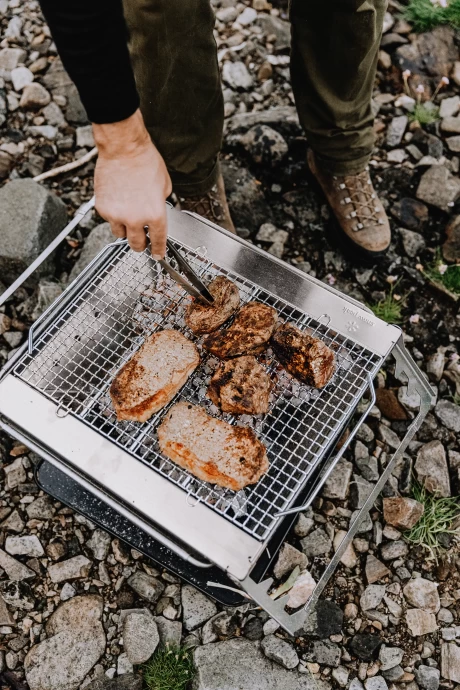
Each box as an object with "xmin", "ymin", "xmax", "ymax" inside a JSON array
[{"xmin": 93, "ymin": 109, "xmax": 172, "ymax": 258}]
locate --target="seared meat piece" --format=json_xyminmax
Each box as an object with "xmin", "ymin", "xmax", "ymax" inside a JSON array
[
  {"xmin": 185, "ymin": 276, "xmax": 240, "ymax": 335},
  {"xmin": 271, "ymin": 323, "xmax": 335, "ymax": 389},
  {"xmin": 158, "ymin": 401, "xmax": 269, "ymax": 490},
  {"xmin": 110, "ymin": 330, "xmax": 200, "ymax": 422},
  {"xmin": 208, "ymin": 356, "xmax": 272, "ymax": 415},
  {"xmin": 203, "ymin": 302, "xmax": 278, "ymax": 359}
]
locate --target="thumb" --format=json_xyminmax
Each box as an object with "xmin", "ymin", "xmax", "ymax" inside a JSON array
[{"xmin": 150, "ymin": 205, "xmax": 168, "ymax": 260}]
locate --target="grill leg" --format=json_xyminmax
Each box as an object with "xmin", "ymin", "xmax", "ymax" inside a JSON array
[{"xmin": 238, "ymin": 338, "xmax": 435, "ymax": 636}]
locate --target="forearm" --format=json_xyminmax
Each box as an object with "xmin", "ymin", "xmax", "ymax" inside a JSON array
[{"xmin": 39, "ymin": 0, "xmax": 139, "ymax": 124}]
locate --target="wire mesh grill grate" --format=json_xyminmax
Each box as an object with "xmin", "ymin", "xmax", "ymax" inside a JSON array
[{"xmin": 13, "ymin": 240, "xmax": 383, "ymax": 540}]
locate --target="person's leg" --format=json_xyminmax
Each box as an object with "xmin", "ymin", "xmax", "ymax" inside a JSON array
[
  {"xmin": 290, "ymin": 0, "xmax": 386, "ymax": 175},
  {"xmin": 122, "ymin": 0, "xmax": 223, "ymax": 197},
  {"xmin": 289, "ymin": 0, "xmax": 390, "ymax": 258}
]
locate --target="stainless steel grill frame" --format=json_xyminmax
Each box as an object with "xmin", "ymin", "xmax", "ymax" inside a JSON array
[
  {"xmin": 0, "ymin": 200, "xmax": 435, "ymax": 635},
  {"xmin": 13, "ymin": 239, "xmax": 382, "ymax": 542}
]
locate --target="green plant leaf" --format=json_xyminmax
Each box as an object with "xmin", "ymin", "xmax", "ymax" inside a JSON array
[
  {"xmin": 143, "ymin": 646, "xmax": 195, "ymax": 690},
  {"xmin": 404, "ymin": 481, "xmax": 460, "ymax": 561},
  {"xmin": 270, "ymin": 565, "xmax": 301, "ymax": 600},
  {"xmin": 404, "ymin": 0, "xmax": 460, "ymax": 32}
]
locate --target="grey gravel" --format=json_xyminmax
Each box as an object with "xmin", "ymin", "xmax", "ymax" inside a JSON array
[
  {"xmin": 379, "ymin": 645, "xmax": 404, "ymax": 670},
  {"xmin": 435, "ymin": 399, "xmax": 460, "ymax": 433},
  {"xmin": 304, "ymin": 639, "xmax": 341, "ymax": 667},
  {"xmin": 386, "ymin": 115, "xmax": 408, "ymax": 147},
  {"xmin": 415, "ymin": 665, "xmax": 441, "ymax": 690},
  {"xmin": 222, "ymin": 61, "xmax": 253, "ymax": 90},
  {"xmin": 5, "ymin": 535, "xmax": 44, "ymax": 557},
  {"xmin": 48, "ymin": 555, "xmax": 92, "ymax": 583},
  {"xmin": 322, "ymin": 460, "xmax": 353, "ymax": 500},
  {"xmin": 181, "ymin": 585, "xmax": 217, "ymax": 631},
  {"xmin": 415, "ymin": 440, "xmax": 451, "ymax": 497},
  {"xmin": 123, "ymin": 610, "xmax": 159, "ymax": 665},
  {"xmin": 273, "ymin": 542, "xmax": 307, "ymax": 579},
  {"xmin": 87, "ymin": 529, "xmax": 112, "ymax": 561},
  {"xmin": 360, "ymin": 585, "xmax": 386, "ymax": 611},
  {"xmin": 0, "ymin": 548, "xmax": 35, "ymax": 581},
  {"xmin": 300, "ymin": 527, "xmax": 332, "ymax": 557},
  {"xmin": 260, "ymin": 634, "xmax": 299, "ymax": 670},
  {"xmin": 416, "ymin": 164, "xmax": 460, "ymax": 211},
  {"xmin": 127, "ymin": 571, "xmax": 165, "ymax": 604},
  {"xmin": 364, "ymin": 677, "xmax": 389, "ymax": 690}
]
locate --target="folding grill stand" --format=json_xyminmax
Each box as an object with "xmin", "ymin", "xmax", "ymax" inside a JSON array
[{"xmin": 0, "ymin": 199, "xmax": 435, "ymax": 634}]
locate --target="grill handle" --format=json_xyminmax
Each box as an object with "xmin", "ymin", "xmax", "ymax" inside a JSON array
[
  {"xmin": 274, "ymin": 372, "xmax": 376, "ymax": 518},
  {"xmin": 0, "ymin": 196, "xmax": 96, "ymax": 310},
  {"xmin": 239, "ymin": 337, "xmax": 436, "ymax": 636}
]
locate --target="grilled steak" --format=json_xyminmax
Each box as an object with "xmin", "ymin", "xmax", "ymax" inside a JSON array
[
  {"xmin": 158, "ymin": 401, "xmax": 269, "ymax": 490},
  {"xmin": 203, "ymin": 302, "xmax": 278, "ymax": 359},
  {"xmin": 208, "ymin": 356, "xmax": 272, "ymax": 415},
  {"xmin": 110, "ymin": 330, "xmax": 200, "ymax": 423},
  {"xmin": 185, "ymin": 276, "xmax": 240, "ymax": 334},
  {"xmin": 271, "ymin": 323, "xmax": 335, "ymax": 389}
]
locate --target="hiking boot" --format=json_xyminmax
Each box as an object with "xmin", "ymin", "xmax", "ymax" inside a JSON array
[
  {"xmin": 177, "ymin": 171, "xmax": 236, "ymax": 234},
  {"xmin": 307, "ymin": 149, "xmax": 391, "ymax": 259}
]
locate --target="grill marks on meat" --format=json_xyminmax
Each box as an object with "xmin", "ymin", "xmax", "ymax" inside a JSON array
[
  {"xmin": 203, "ymin": 302, "xmax": 278, "ymax": 359},
  {"xmin": 184, "ymin": 276, "xmax": 240, "ymax": 335},
  {"xmin": 110, "ymin": 330, "xmax": 200, "ymax": 423},
  {"xmin": 208, "ymin": 356, "xmax": 272, "ymax": 415},
  {"xmin": 157, "ymin": 402, "xmax": 269, "ymax": 490},
  {"xmin": 271, "ymin": 323, "xmax": 335, "ymax": 389}
]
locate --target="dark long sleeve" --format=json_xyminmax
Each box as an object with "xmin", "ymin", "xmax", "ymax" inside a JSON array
[{"xmin": 39, "ymin": 0, "xmax": 140, "ymax": 124}]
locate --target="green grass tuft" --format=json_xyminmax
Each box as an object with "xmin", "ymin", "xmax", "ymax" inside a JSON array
[
  {"xmin": 143, "ymin": 646, "xmax": 195, "ymax": 690},
  {"xmin": 369, "ymin": 285, "xmax": 404, "ymax": 324},
  {"xmin": 404, "ymin": 0, "xmax": 460, "ymax": 32},
  {"xmin": 410, "ymin": 102, "xmax": 440, "ymax": 125},
  {"xmin": 404, "ymin": 482, "xmax": 460, "ymax": 560}
]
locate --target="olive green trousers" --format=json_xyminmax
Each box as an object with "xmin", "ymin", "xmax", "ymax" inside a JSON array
[{"xmin": 122, "ymin": 0, "xmax": 386, "ymax": 195}]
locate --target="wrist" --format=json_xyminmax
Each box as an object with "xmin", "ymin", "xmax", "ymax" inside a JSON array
[{"xmin": 93, "ymin": 109, "xmax": 151, "ymax": 159}]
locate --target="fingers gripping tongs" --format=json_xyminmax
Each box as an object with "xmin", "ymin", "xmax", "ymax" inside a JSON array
[{"xmin": 157, "ymin": 239, "xmax": 214, "ymax": 305}]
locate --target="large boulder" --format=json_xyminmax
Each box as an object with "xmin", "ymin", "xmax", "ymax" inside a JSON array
[
  {"xmin": 395, "ymin": 27, "xmax": 457, "ymax": 89},
  {"xmin": 193, "ymin": 638, "xmax": 328, "ymax": 690},
  {"xmin": 0, "ymin": 179, "xmax": 67, "ymax": 285},
  {"xmin": 25, "ymin": 595, "xmax": 106, "ymax": 690}
]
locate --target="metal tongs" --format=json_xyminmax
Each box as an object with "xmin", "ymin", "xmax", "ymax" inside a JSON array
[{"xmin": 157, "ymin": 239, "xmax": 214, "ymax": 305}]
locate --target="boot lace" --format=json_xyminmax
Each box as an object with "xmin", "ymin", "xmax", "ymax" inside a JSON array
[
  {"xmin": 179, "ymin": 184, "xmax": 225, "ymax": 223},
  {"xmin": 333, "ymin": 167, "xmax": 385, "ymax": 232}
]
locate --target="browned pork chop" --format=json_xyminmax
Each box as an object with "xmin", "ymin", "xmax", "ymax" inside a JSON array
[
  {"xmin": 271, "ymin": 323, "xmax": 335, "ymax": 389},
  {"xmin": 157, "ymin": 401, "xmax": 269, "ymax": 490},
  {"xmin": 203, "ymin": 302, "xmax": 277, "ymax": 359},
  {"xmin": 110, "ymin": 330, "xmax": 200, "ymax": 423},
  {"xmin": 185, "ymin": 276, "xmax": 240, "ymax": 334},
  {"xmin": 208, "ymin": 356, "xmax": 272, "ymax": 415}
]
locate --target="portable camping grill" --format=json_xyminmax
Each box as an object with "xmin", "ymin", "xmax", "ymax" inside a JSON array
[{"xmin": 0, "ymin": 200, "xmax": 435, "ymax": 634}]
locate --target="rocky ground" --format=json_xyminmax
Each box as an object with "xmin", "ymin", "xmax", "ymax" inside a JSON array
[{"xmin": 1, "ymin": 0, "xmax": 460, "ymax": 689}]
